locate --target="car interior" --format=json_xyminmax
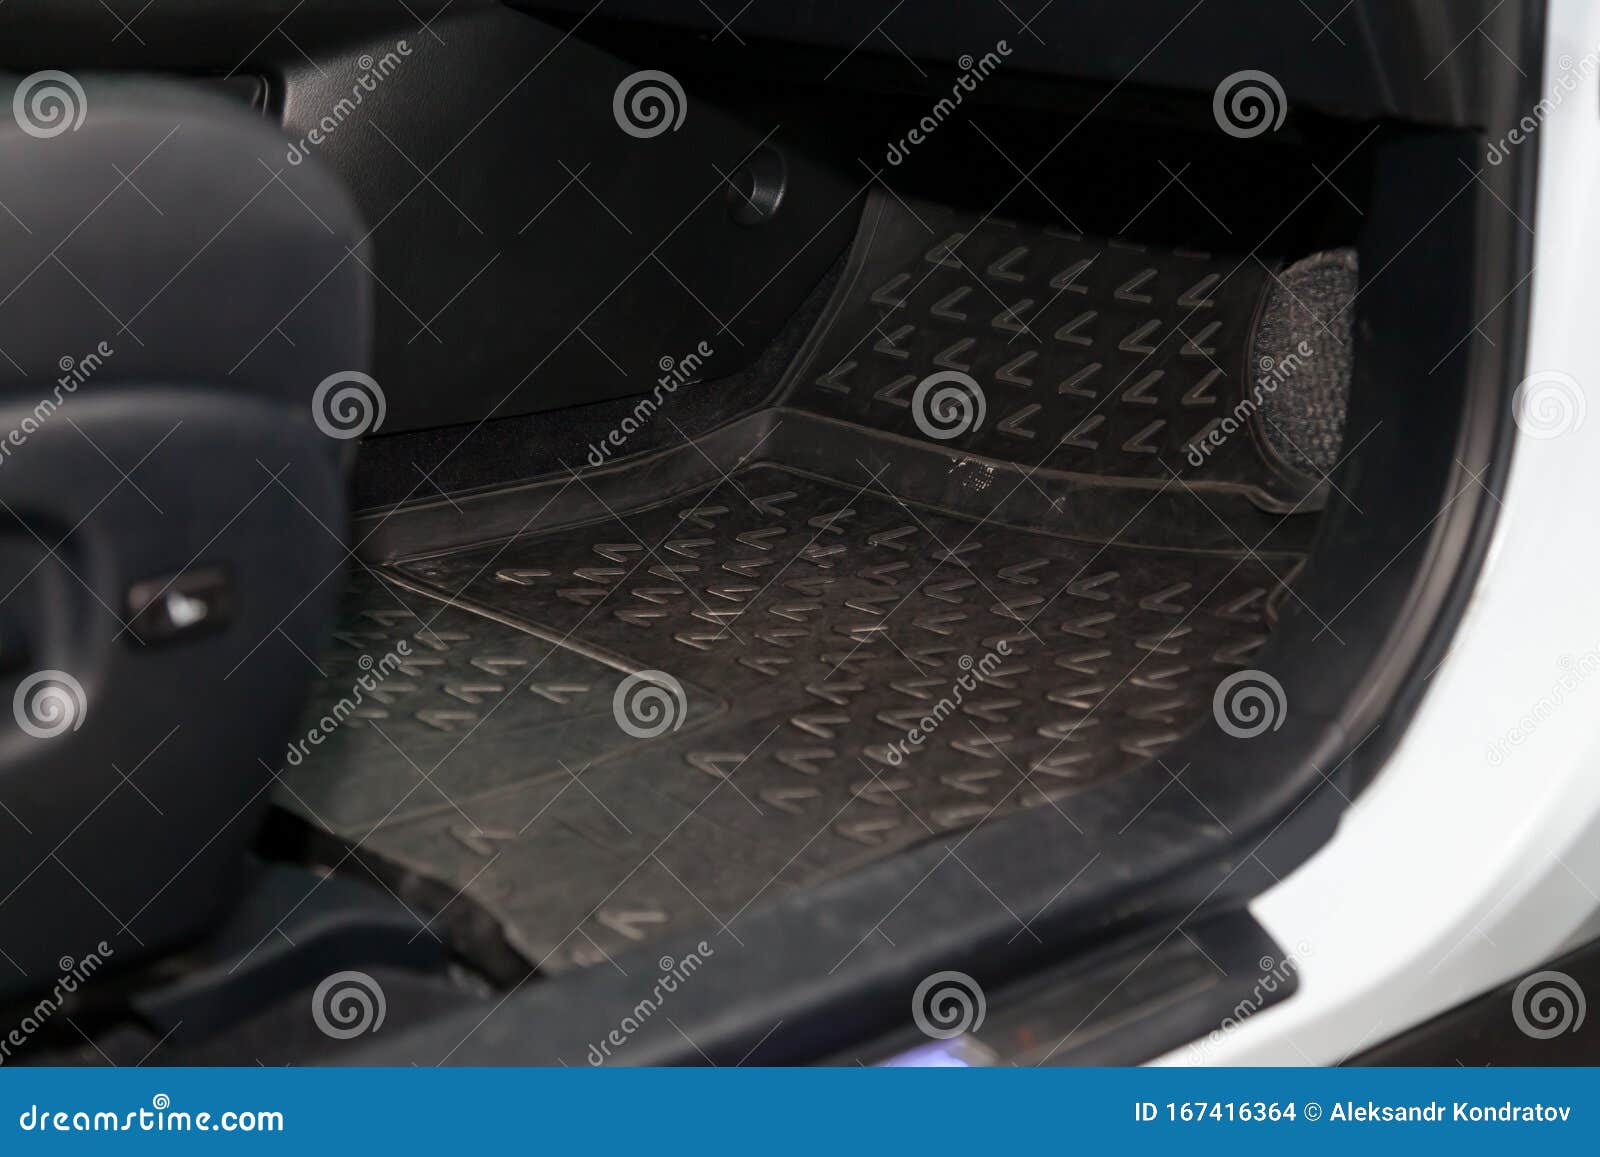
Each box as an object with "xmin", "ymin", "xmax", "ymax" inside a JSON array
[{"xmin": 0, "ymin": 0, "xmax": 1537, "ymax": 1064}]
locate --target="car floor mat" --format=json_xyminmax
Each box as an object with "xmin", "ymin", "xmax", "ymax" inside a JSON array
[{"xmin": 275, "ymin": 192, "xmax": 1323, "ymax": 974}]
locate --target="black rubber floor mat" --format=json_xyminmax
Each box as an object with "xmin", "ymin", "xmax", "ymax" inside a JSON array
[
  {"xmin": 276, "ymin": 568, "xmax": 719, "ymax": 836},
  {"xmin": 779, "ymin": 193, "xmax": 1306, "ymax": 509},
  {"xmin": 280, "ymin": 194, "xmax": 1327, "ymax": 975},
  {"xmin": 280, "ymin": 460, "xmax": 1302, "ymax": 974}
]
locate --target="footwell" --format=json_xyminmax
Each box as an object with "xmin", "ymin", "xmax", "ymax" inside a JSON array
[{"xmin": 275, "ymin": 192, "xmax": 1330, "ymax": 974}]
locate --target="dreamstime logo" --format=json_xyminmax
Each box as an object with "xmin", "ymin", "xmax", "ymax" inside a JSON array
[
  {"xmin": 884, "ymin": 39, "xmax": 1012, "ymax": 165},
  {"xmin": 285, "ymin": 40, "xmax": 412, "ymax": 164},
  {"xmin": 1511, "ymin": 970, "xmax": 1586, "ymax": 1039},
  {"xmin": 912, "ymin": 970, "xmax": 986, "ymax": 1039},
  {"xmin": 284, "ymin": 641, "xmax": 413, "ymax": 766},
  {"xmin": 311, "ymin": 970, "xmax": 386, "ymax": 1039},
  {"xmin": 1512, "ymin": 370, "xmax": 1586, "ymax": 440},
  {"xmin": 1487, "ymin": 49, "xmax": 1600, "ymax": 165},
  {"xmin": 1212, "ymin": 70, "xmax": 1286, "ymax": 139},
  {"xmin": 885, "ymin": 642, "xmax": 1012, "ymax": 766},
  {"xmin": 911, "ymin": 370, "xmax": 986, "ymax": 440},
  {"xmin": 612, "ymin": 670, "xmax": 687, "ymax": 738},
  {"xmin": 13, "ymin": 670, "xmax": 86, "ymax": 739},
  {"xmin": 586, "ymin": 942, "xmax": 715, "ymax": 1065},
  {"xmin": 13, "ymin": 71, "xmax": 87, "ymax": 139},
  {"xmin": 1187, "ymin": 940, "xmax": 1313, "ymax": 1061},
  {"xmin": 585, "ymin": 339, "xmax": 713, "ymax": 466},
  {"xmin": 1187, "ymin": 341, "xmax": 1314, "ymax": 466},
  {"xmin": 0, "ymin": 340, "xmax": 114, "ymax": 470},
  {"xmin": 1487, "ymin": 647, "xmax": 1600, "ymax": 766},
  {"xmin": 0, "ymin": 941, "xmax": 114, "ymax": 1065},
  {"xmin": 613, "ymin": 70, "xmax": 686, "ymax": 139},
  {"xmin": 16, "ymin": 1092, "xmax": 283, "ymax": 1133},
  {"xmin": 1212, "ymin": 669, "xmax": 1286, "ymax": 739},
  {"xmin": 311, "ymin": 370, "xmax": 386, "ymax": 440}
]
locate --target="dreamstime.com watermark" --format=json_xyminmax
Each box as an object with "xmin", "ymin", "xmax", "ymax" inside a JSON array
[
  {"xmin": 0, "ymin": 341, "xmax": 114, "ymax": 469},
  {"xmin": 12, "ymin": 670, "xmax": 87, "ymax": 740},
  {"xmin": 1186, "ymin": 340, "xmax": 1313, "ymax": 467},
  {"xmin": 1212, "ymin": 70, "xmax": 1286, "ymax": 139},
  {"xmin": 17, "ymin": 1095, "xmax": 283, "ymax": 1134},
  {"xmin": 1512, "ymin": 369, "xmax": 1586, "ymax": 440},
  {"xmin": 911, "ymin": 370, "xmax": 987, "ymax": 441},
  {"xmin": 1185, "ymin": 941, "xmax": 1312, "ymax": 1061},
  {"xmin": 284, "ymin": 642, "xmax": 412, "ymax": 766},
  {"xmin": 1511, "ymin": 969, "xmax": 1586, "ymax": 1039},
  {"xmin": 613, "ymin": 70, "xmax": 687, "ymax": 139},
  {"xmin": 12, "ymin": 71, "xmax": 87, "ymax": 138},
  {"xmin": 286, "ymin": 41, "xmax": 413, "ymax": 164},
  {"xmin": 1487, "ymin": 647, "xmax": 1600, "ymax": 766},
  {"xmin": 885, "ymin": 41, "xmax": 1012, "ymax": 165},
  {"xmin": 0, "ymin": 944, "xmax": 114, "ymax": 1065},
  {"xmin": 1212, "ymin": 669, "xmax": 1287, "ymax": 739},
  {"xmin": 912, "ymin": 970, "xmax": 987, "ymax": 1039},
  {"xmin": 1488, "ymin": 48, "xmax": 1599, "ymax": 165},
  {"xmin": 312, "ymin": 970, "xmax": 386, "ymax": 1039},
  {"xmin": 884, "ymin": 642, "xmax": 1012, "ymax": 766},
  {"xmin": 612, "ymin": 670, "xmax": 688, "ymax": 739},
  {"xmin": 586, "ymin": 942, "xmax": 715, "ymax": 1064},
  {"xmin": 585, "ymin": 340, "xmax": 713, "ymax": 466},
  {"xmin": 312, "ymin": 370, "xmax": 387, "ymax": 439}
]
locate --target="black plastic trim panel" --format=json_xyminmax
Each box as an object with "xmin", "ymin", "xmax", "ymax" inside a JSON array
[{"xmin": 525, "ymin": 0, "xmax": 1509, "ymax": 129}]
